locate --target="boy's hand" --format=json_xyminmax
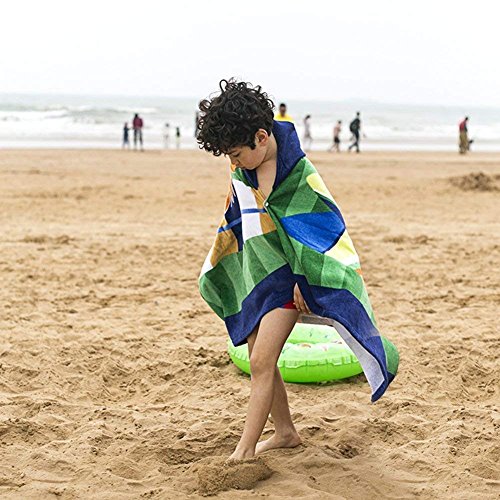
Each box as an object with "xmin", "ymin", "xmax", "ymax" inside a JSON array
[{"xmin": 293, "ymin": 283, "xmax": 311, "ymax": 314}]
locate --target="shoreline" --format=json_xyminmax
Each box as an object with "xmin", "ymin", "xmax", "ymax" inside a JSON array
[
  {"xmin": 2, "ymin": 147, "xmax": 500, "ymax": 153},
  {"xmin": 2, "ymin": 148, "xmax": 500, "ymax": 162},
  {"xmin": 2, "ymin": 143, "xmax": 500, "ymax": 153}
]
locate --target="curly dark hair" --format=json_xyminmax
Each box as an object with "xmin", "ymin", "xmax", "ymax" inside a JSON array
[{"xmin": 197, "ymin": 79, "xmax": 275, "ymax": 156}]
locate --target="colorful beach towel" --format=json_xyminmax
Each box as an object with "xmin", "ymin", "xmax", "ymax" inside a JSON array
[{"xmin": 199, "ymin": 121, "xmax": 398, "ymax": 401}]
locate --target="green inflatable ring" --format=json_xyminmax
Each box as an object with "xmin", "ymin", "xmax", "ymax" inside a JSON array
[{"xmin": 228, "ymin": 322, "xmax": 365, "ymax": 383}]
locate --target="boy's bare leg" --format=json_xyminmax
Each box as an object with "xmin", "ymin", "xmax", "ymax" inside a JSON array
[
  {"xmin": 255, "ymin": 366, "xmax": 302, "ymax": 454},
  {"xmin": 228, "ymin": 308, "xmax": 299, "ymax": 460},
  {"xmin": 245, "ymin": 331, "xmax": 301, "ymax": 454}
]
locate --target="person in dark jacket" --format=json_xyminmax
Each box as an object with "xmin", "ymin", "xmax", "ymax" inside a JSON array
[{"xmin": 348, "ymin": 112, "xmax": 362, "ymax": 153}]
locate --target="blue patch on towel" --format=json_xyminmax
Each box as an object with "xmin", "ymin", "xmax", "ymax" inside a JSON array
[{"xmin": 281, "ymin": 212, "xmax": 345, "ymax": 253}]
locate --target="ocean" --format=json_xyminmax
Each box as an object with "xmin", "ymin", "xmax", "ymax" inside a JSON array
[{"xmin": 1, "ymin": 93, "xmax": 499, "ymax": 151}]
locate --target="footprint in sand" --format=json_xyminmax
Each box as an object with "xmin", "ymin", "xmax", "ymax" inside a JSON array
[{"xmin": 196, "ymin": 456, "xmax": 273, "ymax": 496}]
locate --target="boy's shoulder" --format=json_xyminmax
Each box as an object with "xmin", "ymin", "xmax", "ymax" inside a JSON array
[
  {"xmin": 273, "ymin": 119, "xmax": 295, "ymax": 132},
  {"xmin": 272, "ymin": 120, "xmax": 305, "ymax": 165}
]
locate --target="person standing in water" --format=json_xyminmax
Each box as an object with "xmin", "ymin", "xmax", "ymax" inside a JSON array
[
  {"xmin": 459, "ymin": 116, "xmax": 470, "ymax": 154},
  {"xmin": 175, "ymin": 126, "xmax": 181, "ymax": 149},
  {"xmin": 348, "ymin": 112, "xmax": 362, "ymax": 153},
  {"xmin": 122, "ymin": 122, "xmax": 130, "ymax": 149},
  {"xmin": 132, "ymin": 113, "xmax": 144, "ymax": 151},
  {"xmin": 163, "ymin": 122, "xmax": 170, "ymax": 149},
  {"xmin": 329, "ymin": 120, "xmax": 342, "ymax": 153},
  {"xmin": 303, "ymin": 115, "xmax": 312, "ymax": 151},
  {"xmin": 274, "ymin": 102, "xmax": 293, "ymax": 123}
]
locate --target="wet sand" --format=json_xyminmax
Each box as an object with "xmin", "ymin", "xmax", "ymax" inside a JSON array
[{"xmin": 0, "ymin": 149, "xmax": 498, "ymax": 499}]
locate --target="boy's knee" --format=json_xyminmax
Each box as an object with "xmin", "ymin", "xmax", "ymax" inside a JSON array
[{"xmin": 249, "ymin": 352, "xmax": 275, "ymax": 377}]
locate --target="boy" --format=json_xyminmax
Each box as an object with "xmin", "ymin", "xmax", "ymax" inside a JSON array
[{"xmin": 197, "ymin": 79, "xmax": 398, "ymax": 461}]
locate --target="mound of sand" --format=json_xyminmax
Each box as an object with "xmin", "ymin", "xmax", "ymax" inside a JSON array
[
  {"xmin": 449, "ymin": 172, "xmax": 499, "ymax": 192},
  {"xmin": 196, "ymin": 456, "xmax": 273, "ymax": 496}
]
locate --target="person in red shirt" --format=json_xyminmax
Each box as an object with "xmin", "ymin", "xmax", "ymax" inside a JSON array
[
  {"xmin": 459, "ymin": 116, "xmax": 469, "ymax": 154},
  {"xmin": 132, "ymin": 113, "xmax": 144, "ymax": 151}
]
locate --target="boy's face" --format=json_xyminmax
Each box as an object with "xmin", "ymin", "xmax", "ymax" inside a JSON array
[{"xmin": 227, "ymin": 130, "xmax": 269, "ymax": 170}]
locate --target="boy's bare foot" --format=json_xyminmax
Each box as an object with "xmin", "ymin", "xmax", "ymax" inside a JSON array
[
  {"xmin": 255, "ymin": 431, "xmax": 302, "ymax": 455},
  {"xmin": 227, "ymin": 448, "xmax": 255, "ymax": 462}
]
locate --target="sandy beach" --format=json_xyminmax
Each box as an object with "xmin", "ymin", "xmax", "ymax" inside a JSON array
[{"xmin": 0, "ymin": 149, "xmax": 498, "ymax": 499}]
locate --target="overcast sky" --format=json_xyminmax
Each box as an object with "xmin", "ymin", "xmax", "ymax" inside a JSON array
[{"xmin": 2, "ymin": 0, "xmax": 499, "ymax": 106}]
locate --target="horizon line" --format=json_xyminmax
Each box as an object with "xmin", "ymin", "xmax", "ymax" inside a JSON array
[{"xmin": 0, "ymin": 90, "xmax": 497, "ymax": 111}]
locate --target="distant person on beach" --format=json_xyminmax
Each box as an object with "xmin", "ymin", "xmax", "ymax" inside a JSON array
[
  {"xmin": 348, "ymin": 112, "xmax": 362, "ymax": 153},
  {"xmin": 163, "ymin": 122, "xmax": 170, "ymax": 149},
  {"xmin": 274, "ymin": 102, "xmax": 293, "ymax": 122},
  {"xmin": 175, "ymin": 126, "xmax": 181, "ymax": 149},
  {"xmin": 133, "ymin": 113, "xmax": 144, "ymax": 151},
  {"xmin": 303, "ymin": 114, "xmax": 312, "ymax": 150},
  {"xmin": 122, "ymin": 122, "xmax": 130, "ymax": 149},
  {"xmin": 329, "ymin": 120, "xmax": 342, "ymax": 152},
  {"xmin": 459, "ymin": 116, "xmax": 471, "ymax": 154}
]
